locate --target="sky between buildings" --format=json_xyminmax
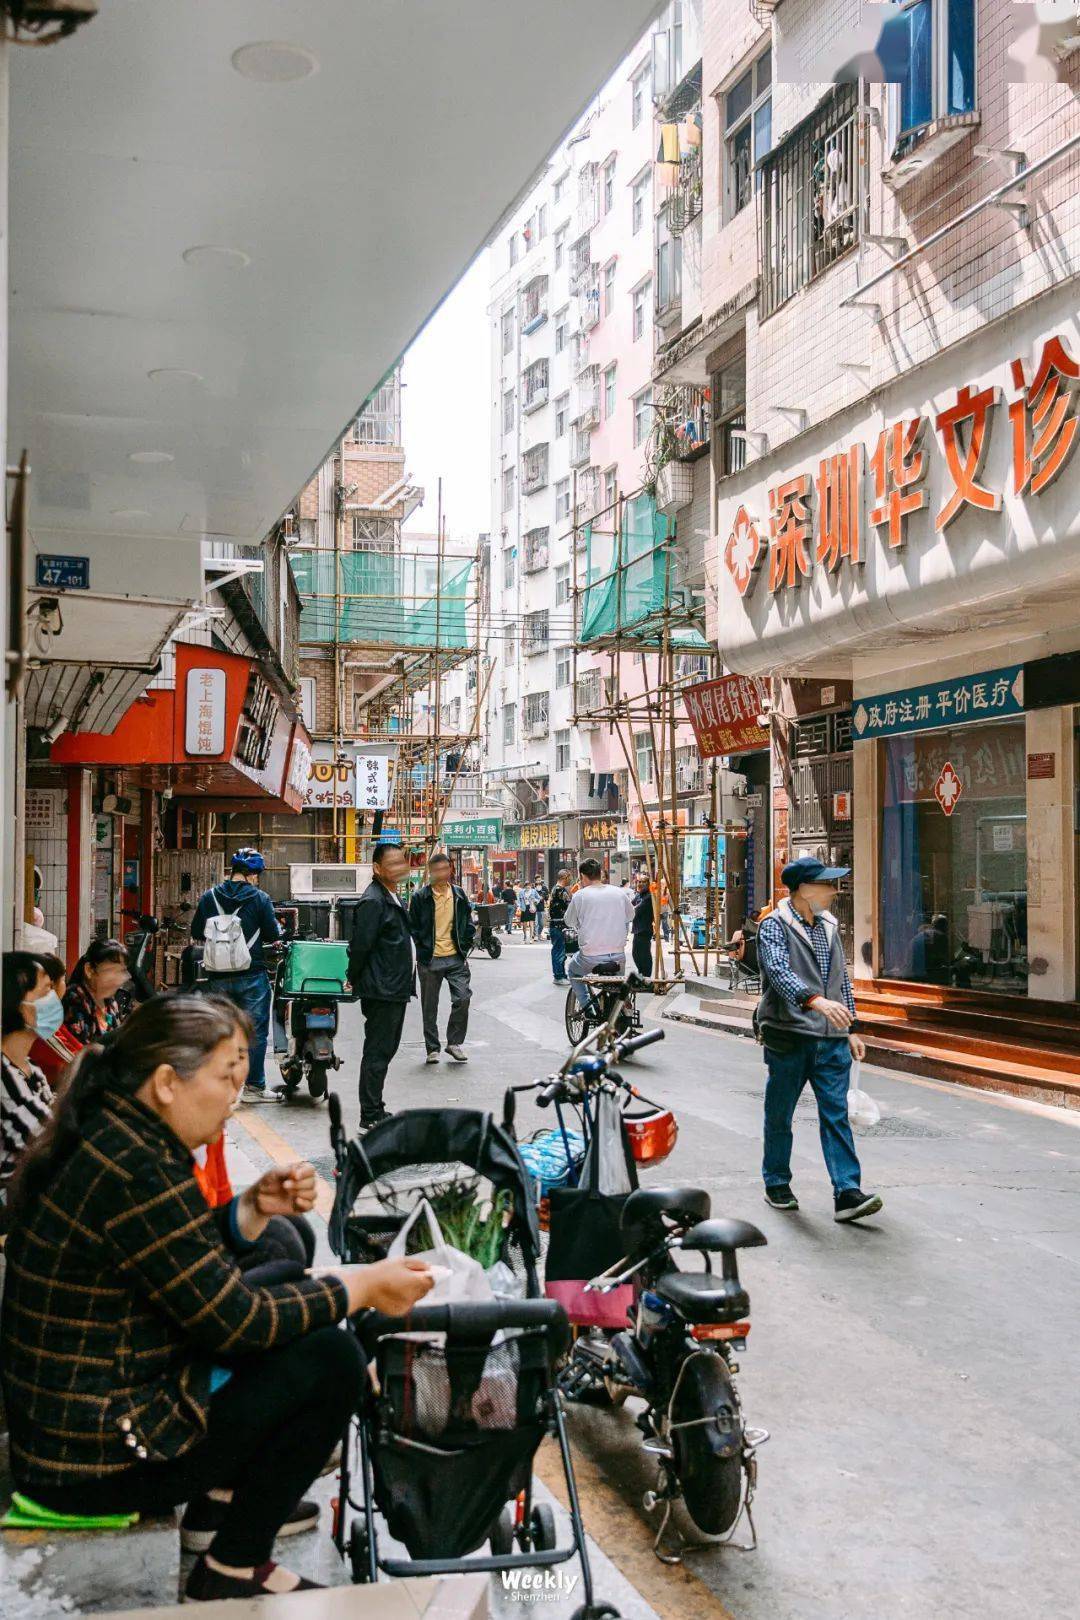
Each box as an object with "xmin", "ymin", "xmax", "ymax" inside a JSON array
[{"xmin": 402, "ymin": 251, "xmax": 492, "ymax": 546}]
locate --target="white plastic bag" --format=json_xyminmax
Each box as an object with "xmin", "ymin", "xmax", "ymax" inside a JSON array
[
  {"xmin": 594, "ymin": 1089, "xmax": 634, "ymax": 1195},
  {"xmin": 388, "ymin": 1198, "xmax": 493, "ymax": 1306},
  {"xmin": 847, "ymin": 1059, "xmax": 881, "ymax": 1130}
]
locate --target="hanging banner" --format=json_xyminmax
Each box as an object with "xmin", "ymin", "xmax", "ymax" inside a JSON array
[
  {"xmin": 683, "ymin": 674, "xmax": 770, "ymax": 758},
  {"xmin": 303, "ymin": 743, "xmax": 395, "ymax": 809}
]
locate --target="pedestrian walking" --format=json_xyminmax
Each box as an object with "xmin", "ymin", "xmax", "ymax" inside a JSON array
[
  {"xmin": 190, "ymin": 849, "xmax": 282, "ymax": 1104},
  {"xmin": 564, "ymin": 860, "xmax": 636, "ymax": 1010},
  {"xmin": 518, "ymin": 883, "xmax": 538, "ymax": 940},
  {"xmin": 756, "ymin": 857, "xmax": 882, "ymax": 1223},
  {"xmin": 547, "ymin": 869, "xmax": 572, "ymax": 983},
  {"xmin": 409, "ymin": 851, "xmax": 475, "ymax": 1065},
  {"xmin": 500, "ymin": 881, "xmax": 518, "ymax": 934},
  {"xmin": 534, "ymin": 881, "xmax": 548, "ymax": 941},
  {"xmin": 347, "ymin": 843, "xmax": 416, "ymax": 1130},
  {"xmin": 630, "ymin": 874, "xmax": 654, "ymax": 978}
]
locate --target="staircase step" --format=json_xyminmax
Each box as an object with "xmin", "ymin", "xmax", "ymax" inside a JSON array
[
  {"xmin": 855, "ymin": 988, "xmax": 1080, "ymax": 1046},
  {"xmin": 861, "ymin": 1033, "xmax": 1080, "ymax": 1107},
  {"xmin": 856, "ymin": 1014, "xmax": 1080, "ymax": 1075}
]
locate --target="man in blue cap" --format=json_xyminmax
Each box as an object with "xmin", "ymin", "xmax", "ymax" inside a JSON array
[{"xmin": 755, "ymin": 856, "xmax": 882, "ymax": 1222}]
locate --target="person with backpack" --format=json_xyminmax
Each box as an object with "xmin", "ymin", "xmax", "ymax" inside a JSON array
[{"xmin": 191, "ymin": 849, "xmax": 282, "ymax": 1104}]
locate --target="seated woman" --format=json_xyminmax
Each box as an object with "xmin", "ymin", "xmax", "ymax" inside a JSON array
[
  {"xmin": 1, "ymin": 952, "xmax": 60, "ymax": 1217},
  {"xmin": 27, "ymin": 952, "xmax": 82, "ymax": 1086},
  {"xmin": 62, "ymin": 937, "xmax": 132, "ymax": 1046},
  {"xmin": 1, "ymin": 994, "xmax": 433, "ymax": 1604}
]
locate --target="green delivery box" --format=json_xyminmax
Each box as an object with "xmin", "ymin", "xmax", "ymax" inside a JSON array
[{"xmin": 280, "ymin": 940, "xmax": 350, "ymax": 998}]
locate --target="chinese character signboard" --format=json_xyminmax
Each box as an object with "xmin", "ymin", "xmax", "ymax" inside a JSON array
[
  {"xmin": 683, "ymin": 675, "xmax": 770, "ymax": 758},
  {"xmin": 355, "ymin": 755, "xmax": 390, "ymax": 811},
  {"xmin": 1027, "ymin": 752, "xmax": 1055, "ymax": 780},
  {"xmin": 852, "ymin": 666, "xmax": 1022, "ymax": 741},
  {"xmin": 185, "ymin": 667, "xmax": 226, "ymax": 756},
  {"xmin": 302, "ymin": 744, "xmax": 394, "ymax": 810},
  {"xmin": 581, "ymin": 817, "xmax": 621, "ymax": 850},
  {"xmin": 518, "ymin": 821, "xmax": 560, "ymax": 850},
  {"xmin": 443, "ymin": 817, "xmax": 504, "ymax": 848},
  {"xmin": 716, "ymin": 317, "xmax": 1080, "ymax": 675}
]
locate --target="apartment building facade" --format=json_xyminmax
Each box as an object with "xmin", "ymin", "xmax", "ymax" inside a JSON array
[{"xmin": 702, "ymin": 0, "xmax": 1080, "ymax": 1074}]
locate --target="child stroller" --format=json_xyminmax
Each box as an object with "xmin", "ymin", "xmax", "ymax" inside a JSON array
[{"xmin": 326, "ymin": 1093, "xmax": 621, "ymax": 1619}]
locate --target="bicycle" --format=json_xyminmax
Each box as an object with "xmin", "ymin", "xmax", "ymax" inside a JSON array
[{"xmin": 563, "ymin": 965, "xmax": 660, "ymax": 1046}]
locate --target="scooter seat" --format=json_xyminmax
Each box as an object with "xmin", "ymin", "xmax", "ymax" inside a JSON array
[
  {"xmin": 653, "ymin": 1269, "xmax": 749, "ymax": 1324},
  {"xmin": 620, "ymin": 1186, "xmax": 711, "ymax": 1238}
]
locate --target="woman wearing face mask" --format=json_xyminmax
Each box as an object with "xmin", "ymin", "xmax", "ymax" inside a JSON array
[
  {"xmin": 27, "ymin": 953, "xmax": 82, "ymax": 1086},
  {"xmin": 1, "ymin": 952, "xmax": 59, "ymax": 1217},
  {"xmin": 63, "ymin": 938, "xmax": 131, "ymax": 1045}
]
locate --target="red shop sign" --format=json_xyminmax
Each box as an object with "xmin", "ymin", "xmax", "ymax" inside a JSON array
[{"xmin": 683, "ymin": 674, "xmax": 770, "ymax": 759}]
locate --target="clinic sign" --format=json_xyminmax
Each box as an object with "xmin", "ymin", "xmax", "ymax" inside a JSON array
[
  {"xmin": 442, "ymin": 817, "xmax": 503, "ymax": 847},
  {"xmin": 852, "ymin": 666, "xmax": 1024, "ymax": 740},
  {"xmin": 723, "ymin": 329, "xmax": 1078, "ymax": 605}
]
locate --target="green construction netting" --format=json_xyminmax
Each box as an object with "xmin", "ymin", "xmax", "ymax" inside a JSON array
[
  {"xmin": 291, "ymin": 550, "xmax": 473, "ymax": 648},
  {"xmin": 579, "ymin": 492, "xmax": 707, "ymax": 648}
]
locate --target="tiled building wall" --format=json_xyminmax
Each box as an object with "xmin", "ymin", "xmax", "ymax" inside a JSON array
[{"xmin": 743, "ymin": 0, "xmax": 1080, "ymax": 461}]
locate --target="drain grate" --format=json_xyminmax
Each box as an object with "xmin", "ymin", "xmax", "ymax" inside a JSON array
[{"xmin": 856, "ymin": 1116, "xmax": 947, "ymax": 1139}]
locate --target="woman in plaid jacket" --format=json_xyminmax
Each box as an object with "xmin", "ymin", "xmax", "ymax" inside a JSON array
[{"xmin": 1, "ymin": 995, "xmax": 433, "ymax": 1604}]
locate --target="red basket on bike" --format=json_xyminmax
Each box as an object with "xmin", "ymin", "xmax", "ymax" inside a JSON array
[{"xmin": 622, "ymin": 1104, "xmax": 678, "ymax": 1166}]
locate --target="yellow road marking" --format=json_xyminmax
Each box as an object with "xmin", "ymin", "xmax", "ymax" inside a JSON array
[{"xmin": 231, "ymin": 1105, "xmax": 740, "ymax": 1620}]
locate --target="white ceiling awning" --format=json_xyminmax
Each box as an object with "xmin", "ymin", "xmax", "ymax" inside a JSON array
[{"xmin": 10, "ymin": 0, "xmax": 662, "ymax": 567}]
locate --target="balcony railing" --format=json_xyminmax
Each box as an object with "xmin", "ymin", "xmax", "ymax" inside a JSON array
[
  {"xmin": 575, "ymin": 671, "xmax": 601, "ymax": 712},
  {"xmin": 573, "ymin": 367, "xmax": 600, "ymax": 429},
  {"xmin": 660, "ymin": 383, "xmax": 710, "ymax": 460},
  {"xmin": 570, "ymin": 424, "xmax": 592, "ymax": 467},
  {"xmin": 522, "ymin": 444, "xmax": 549, "ymax": 494},
  {"xmin": 521, "ymin": 274, "xmax": 549, "ymax": 334},
  {"xmin": 576, "ymin": 468, "xmax": 601, "ymax": 518},
  {"xmin": 522, "ymin": 357, "xmax": 549, "ymax": 414},
  {"xmin": 575, "ymin": 167, "xmax": 599, "ymax": 236},
  {"xmin": 668, "ymin": 144, "xmax": 703, "ymax": 238},
  {"xmin": 524, "ymin": 611, "xmax": 549, "ymax": 655},
  {"xmin": 758, "ymin": 84, "xmax": 863, "ymax": 320},
  {"xmin": 523, "ymin": 526, "xmax": 550, "ymax": 572},
  {"xmin": 568, "ymin": 238, "xmax": 594, "ymax": 293},
  {"xmin": 524, "ymin": 693, "xmax": 550, "ymax": 736},
  {"xmin": 580, "ymin": 282, "xmax": 600, "ymax": 330}
]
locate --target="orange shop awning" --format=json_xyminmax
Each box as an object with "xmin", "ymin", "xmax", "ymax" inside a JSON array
[{"xmin": 50, "ymin": 644, "xmax": 311, "ymax": 815}]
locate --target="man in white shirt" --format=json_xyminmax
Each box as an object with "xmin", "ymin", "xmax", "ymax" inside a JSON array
[{"xmin": 562, "ymin": 860, "xmax": 636, "ymax": 1009}]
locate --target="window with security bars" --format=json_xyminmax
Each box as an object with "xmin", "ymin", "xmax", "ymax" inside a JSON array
[
  {"xmin": 793, "ymin": 717, "xmax": 830, "ymax": 758},
  {"xmin": 353, "ymin": 376, "xmax": 401, "ymax": 445},
  {"xmin": 555, "ymin": 647, "xmax": 571, "ymax": 688},
  {"xmin": 555, "ymin": 729, "xmax": 572, "ymax": 772},
  {"xmin": 757, "ymin": 83, "xmax": 864, "ymax": 320},
  {"xmin": 524, "ymin": 610, "xmax": 549, "ymax": 654},
  {"xmin": 712, "ymin": 354, "xmax": 747, "ymax": 480},
  {"xmin": 351, "ymin": 515, "xmax": 397, "ymax": 549},
  {"xmin": 524, "ymin": 692, "xmax": 550, "ymax": 733},
  {"xmin": 555, "ymin": 564, "xmax": 570, "ymax": 606}
]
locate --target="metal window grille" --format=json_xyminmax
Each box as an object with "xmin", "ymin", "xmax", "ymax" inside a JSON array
[
  {"xmin": 757, "ymin": 84, "xmax": 864, "ymax": 320},
  {"xmin": 354, "ymin": 376, "xmax": 402, "ymax": 444}
]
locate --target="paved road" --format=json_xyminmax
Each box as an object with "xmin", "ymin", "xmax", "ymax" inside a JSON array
[{"xmin": 235, "ymin": 931, "xmax": 1080, "ymax": 1620}]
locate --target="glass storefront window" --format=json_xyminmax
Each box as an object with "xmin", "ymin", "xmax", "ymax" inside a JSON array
[{"xmin": 880, "ymin": 718, "xmax": 1028, "ymax": 994}]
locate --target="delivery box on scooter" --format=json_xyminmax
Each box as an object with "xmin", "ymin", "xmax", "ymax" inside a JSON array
[{"xmin": 280, "ymin": 939, "xmax": 351, "ymax": 998}]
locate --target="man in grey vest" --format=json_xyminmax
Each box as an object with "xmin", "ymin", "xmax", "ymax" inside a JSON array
[{"xmin": 756, "ymin": 857, "xmax": 883, "ymax": 1223}]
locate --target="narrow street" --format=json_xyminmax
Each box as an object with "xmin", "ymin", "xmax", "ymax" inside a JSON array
[{"xmin": 227, "ymin": 936, "xmax": 1080, "ymax": 1620}]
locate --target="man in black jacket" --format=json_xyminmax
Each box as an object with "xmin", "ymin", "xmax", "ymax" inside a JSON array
[
  {"xmin": 408, "ymin": 852, "xmax": 476, "ymax": 1064},
  {"xmin": 547, "ymin": 868, "xmax": 573, "ymax": 984},
  {"xmin": 630, "ymin": 874, "xmax": 655, "ymax": 977},
  {"xmin": 347, "ymin": 844, "xmax": 416, "ymax": 1129}
]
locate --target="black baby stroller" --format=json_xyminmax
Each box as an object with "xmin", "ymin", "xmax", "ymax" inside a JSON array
[{"xmin": 326, "ymin": 1093, "xmax": 621, "ymax": 1619}]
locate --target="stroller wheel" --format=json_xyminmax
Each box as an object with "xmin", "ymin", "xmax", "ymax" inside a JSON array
[
  {"xmin": 529, "ymin": 1502, "xmax": 557, "ymax": 1552},
  {"xmin": 348, "ymin": 1519, "xmax": 372, "ymax": 1584},
  {"xmin": 490, "ymin": 1505, "xmax": 515, "ymax": 1555}
]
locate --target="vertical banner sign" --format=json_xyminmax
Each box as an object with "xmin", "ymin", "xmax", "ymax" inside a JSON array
[
  {"xmin": 185, "ymin": 667, "xmax": 226, "ymax": 756},
  {"xmin": 684, "ymin": 674, "xmax": 771, "ymax": 758},
  {"xmin": 356, "ymin": 755, "xmax": 390, "ymax": 810}
]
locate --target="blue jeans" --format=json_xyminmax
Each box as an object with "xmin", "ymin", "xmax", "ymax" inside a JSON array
[
  {"xmin": 762, "ymin": 1037, "xmax": 862, "ymax": 1196},
  {"xmin": 550, "ymin": 923, "xmax": 567, "ymax": 981},
  {"xmin": 208, "ymin": 969, "xmax": 272, "ymax": 1089},
  {"xmin": 567, "ymin": 950, "xmax": 624, "ymax": 1009}
]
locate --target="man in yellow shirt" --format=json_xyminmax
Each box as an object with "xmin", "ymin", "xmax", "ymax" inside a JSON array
[{"xmin": 408, "ymin": 852, "xmax": 476, "ymax": 1064}]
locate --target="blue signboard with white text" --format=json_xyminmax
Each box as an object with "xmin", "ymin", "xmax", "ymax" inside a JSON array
[
  {"xmin": 35, "ymin": 553, "xmax": 90, "ymax": 591},
  {"xmin": 852, "ymin": 666, "xmax": 1023, "ymax": 740}
]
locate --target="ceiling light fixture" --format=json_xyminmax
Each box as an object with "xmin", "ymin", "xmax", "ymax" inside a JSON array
[
  {"xmin": 231, "ymin": 41, "xmax": 319, "ymax": 83},
  {"xmin": 182, "ymin": 244, "xmax": 251, "ymax": 270},
  {"xmin": 128, "ymin": 450, "xmax": 174, "ymax": 465},
  {"xmin": 148, "ymin": 367, "xmax": 204, "ymax": 385}
]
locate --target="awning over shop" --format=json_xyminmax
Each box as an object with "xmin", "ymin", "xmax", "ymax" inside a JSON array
[{"xmin": 49, "ymin": 643, "xmax": 311, "ymax": 815}]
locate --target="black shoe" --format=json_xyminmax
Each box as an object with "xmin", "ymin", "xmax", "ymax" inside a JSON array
[
  {"xmin": 359, "ymin": 1107, "xmax": 392, "ymax": 1132},
  {"xmin": 834, "ymin": 1188, "xmax": 883, "ymax": 1223},
  {"xmin": 185, "ymin": 1555, "xmax": 324, "ymax": 1602},
  {"xmin": 180, "ymin": 1495, "xmax": 319, "ymax": 1554},
  {"xmin": 764, "ymin": 1183, "xmax": 799, "ymax": 1211}
]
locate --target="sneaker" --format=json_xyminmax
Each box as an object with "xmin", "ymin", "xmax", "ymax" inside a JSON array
[
  {"xmin": 764, "ymin": 1183, "xmax": 799, "ymax": 1211},
  {"xmin": 240, "ymin": 1084, "xmax": 274, "ymax": 1105},
  {"xmin": 359, "ymin": 1107, "xmax": 392, "ymax": 1132},
  {"xmin": 553, "ymin": 977, "xmax": 568, "ymax": 984},
  {"xmin": 425, "ymin": 1050, "xmax": 440, "ymax": 1064},
  {"xmin": 446, "ymin": 1045, "xmax": 468, "ymax": 1063},
  {"xmin": 180, "ymin": 1496, "xmax": 319, "ymax": 1554},
  {"xmin": 834, "ymin": 1188, "xmax": 884, "ymax": 1223},
  {"xmin": 185, "ymin": 1555, "xmax": 324, "ymax": 1602}
]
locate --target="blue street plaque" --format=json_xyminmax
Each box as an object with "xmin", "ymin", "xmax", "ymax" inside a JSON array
[
  {"xmin": 35, "ymin": 553, "xmax": 90, "ymax": 591},
  {"xmin": 852, "ymin": 665, "xmax": 1023, "ymax": 740}
]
